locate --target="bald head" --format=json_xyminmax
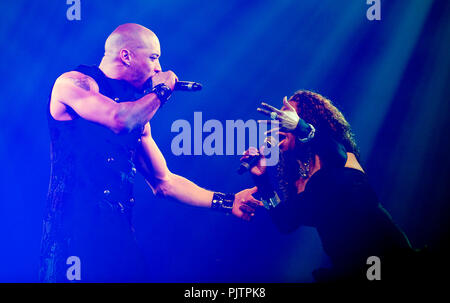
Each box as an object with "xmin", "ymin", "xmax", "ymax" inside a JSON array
[
  {"xmin": 104, "ymin": 23, "xmax": 158, "ymax": 56},
  {"xmin": 99, "ymin": 23, "xmax": 162, "ymax": 88}
]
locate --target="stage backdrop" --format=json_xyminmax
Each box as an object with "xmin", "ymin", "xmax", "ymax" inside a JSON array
[{"xmin": 0, "ymin": 0, "xmax": 449, "ymax": 282}]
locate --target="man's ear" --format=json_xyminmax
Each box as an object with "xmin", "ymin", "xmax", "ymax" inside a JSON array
[{"xmin": 119, "ymin": 49, "xmax": 132, "ymax": 66}]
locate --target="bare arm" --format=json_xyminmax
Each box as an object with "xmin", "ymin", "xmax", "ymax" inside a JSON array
[
  {"xmin": 135, "ymin": 123, "xmax": 262, "ymax": 219},
  {"xmin": 51, "ymin": 71, "xmax": 174, "ymax": 134},
  {"xmin": 134, "ymin": 123, "xmax": 214, "ymax": 207}
]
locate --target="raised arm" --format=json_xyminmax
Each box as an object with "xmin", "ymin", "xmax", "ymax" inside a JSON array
[
  {"xmin": 134, "ymin": 123, "xmax": 262, "ymax": 220},
  {"xmin": 258, "ymin": 97, "xmax": 348, "ymax": 167},
  {"xmin": 50, "ymin": 70, "xmax": 177, "ymax": 134}
]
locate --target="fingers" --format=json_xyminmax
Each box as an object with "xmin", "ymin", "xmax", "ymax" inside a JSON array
[
  {"xmin": 240, "ymin": 147, "xmax": 259, "ymax": 161},
  {"xmin": 257, "ymin": 102, "xmax": 283, "ymax": 120},
  {"xmin": 239, "ymin": 205, "xmax": 257, "ymax": 222},
  {"xmin": 283, "ymin": 96, "xmax": 295, "ymax": 111},
  {"xmin": 264, "ymin": 127, "xmax": 281, "ymax": 135},
  {"xmin": 264, "ymin": 128, "xmax": 288, "ymax": 141},
  {"xmin": 247, "ymin": 199, "xmax": 264, "ymax": 207},
  {"xmin": 236, "ymin": 188, "xmax": 264, "ymax": 221},
  {"xmin": 239, "ymin": 196, "xmax": 264, "ymax": 213},
  {"xmin": 245, "ymin": 199, "xmax": 263, "ymax": 208},
  {"xmin": 248, "ymin": 146, "xmax": 259, "ymax": 155},
  {"xmin": 257, "ymin": 119, "xmax": 280, "ymax": 124},
  {"xmin": 260, "ymin": 102, "xmax": 283, "ymax": 114},
  {"xmin": 259, "ymin": 144, "xmax": 266, "ymax": 157},
  {"xmin": 249, "ymin": 186, "xmax": 258, "ymax": 194},
  {"xmin": 241, "ymin": 147, "xmax": 259, "ymax": 156},
  {"xmin": 256, "ymin": 107, "xmax": 272, "ymax": 117},
  {"xmin": 239, "ymin": 204, "xmax": 256, "ymax": 214}
]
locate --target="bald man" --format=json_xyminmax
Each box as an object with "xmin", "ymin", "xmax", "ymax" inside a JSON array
[{"xmin": 40, "ymin": 23, "xmax": 260, "ymax": 282}]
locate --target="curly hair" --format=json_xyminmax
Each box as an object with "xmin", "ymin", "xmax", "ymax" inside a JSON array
[
  {"xmin": 288, "ymin": 90, "xmax": 359, "ymax": 158},
  {"xmin": 275, "ymin": 90, "xmax": 359, "ymax": 201}
]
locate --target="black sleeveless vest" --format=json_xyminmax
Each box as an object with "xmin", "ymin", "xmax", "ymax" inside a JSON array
[{"xmin": 40, "ymin": 65, "xmax": 149, "ymax": 282}]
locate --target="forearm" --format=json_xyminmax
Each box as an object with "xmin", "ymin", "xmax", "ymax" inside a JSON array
[
  {"xmin": 155, "ymin": 173, "xmax": 214, "ymax": 207},
  {"xmin": 293, "ymin": 117, "xmax": 314, "ymax": 138},
  {"xmin": 115, "ymin": 93, "xmax": 162, "ymax": 133}
]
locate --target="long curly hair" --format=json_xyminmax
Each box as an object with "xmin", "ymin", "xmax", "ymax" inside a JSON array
[
  {"xmin": 289, "ymin": 90, "xmax": 359, "ymax": 157},
  {"xmin": 276, "ymin": 90, "xmax": 359, "ymax": 199}
]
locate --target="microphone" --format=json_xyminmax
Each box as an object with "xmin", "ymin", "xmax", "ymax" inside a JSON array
[
  {"xmin": 237, "ymin": 136, "xmax": 277, "ymax": 175},
  {"xmin": 174, "ymin": 81, "xmax": 202, "ymax": 91}
]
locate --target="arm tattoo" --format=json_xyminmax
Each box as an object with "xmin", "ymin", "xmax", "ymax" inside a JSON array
[{"xmin": 67, "ymin": 76, "xmax": 91, "ymax": 91}]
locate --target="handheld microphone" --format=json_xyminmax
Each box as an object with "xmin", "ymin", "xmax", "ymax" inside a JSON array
[
  {"xmin": 237, "ymin": 136, "xmax": 278, "ymax": 175},
  {"xmin": 174, "ymin": 81, "xmax": 202, "ymax": 91}
]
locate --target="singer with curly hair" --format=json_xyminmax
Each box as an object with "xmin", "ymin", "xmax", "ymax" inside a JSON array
[{"xmin": 243, "ymin": 90, "xmax": 416, "ymax": 282}]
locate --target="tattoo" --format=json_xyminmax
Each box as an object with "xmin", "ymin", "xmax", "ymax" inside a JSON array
[{"xmin": 67, "ymin": 76, "xmax": 91, "ymax": 91}]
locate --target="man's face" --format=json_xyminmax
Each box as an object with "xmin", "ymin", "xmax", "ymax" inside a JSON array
[{"xmin": 128, "ymin": 35, "xmax": 162, "ymax": 87}]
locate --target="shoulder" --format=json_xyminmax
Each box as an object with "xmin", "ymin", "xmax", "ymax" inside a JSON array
[
  {"xmin": 307, "ymin": 167, "xmax": 367, "ymax": 191},
  {"xmin": 50, "ymin": 71, "xmax": 99, "ymax": 121},
  {"xmin": 54, "ymin": 71, "xmax": 99, "ymax": 93}
]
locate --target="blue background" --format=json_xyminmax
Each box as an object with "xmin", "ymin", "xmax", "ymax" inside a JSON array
[{"xmin": 0, "ymin": 0, "xmax": 449, "ymax": 282}]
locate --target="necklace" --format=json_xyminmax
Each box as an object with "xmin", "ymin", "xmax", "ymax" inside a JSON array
[{"xmin": 298, "ymin": 161, "xmax": 310, "ymax": 179}]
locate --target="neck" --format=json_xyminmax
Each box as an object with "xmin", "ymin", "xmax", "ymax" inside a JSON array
[
  {"xmin": 99, "ymin": 57, "xmax": 125, "ymax": 80},
  {"xmin": 295, "ymin": 155, "xmax": 321, "ymax": 194},
  {"xmin": 99, "ymin": 58, "xmax": 143, "ymax": 89}
]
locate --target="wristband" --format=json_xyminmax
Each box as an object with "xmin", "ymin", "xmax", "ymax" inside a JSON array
[
  {"xmin": 211, "ymin": 192, "xmax": 235, "ymax": 214},
  {"xmin": 294, "ymin": 120, "xmax": 315, "ymax": 143},
  {"xmin": 261, "ymin": 191, "xmax": 281, "ymax": 210},
  {"xmin": 151, "ymin": 83, "xmax": 172, "ymax": 105},
  {"xmin": 252, "ymin": 174, "xmax": 280, "ymax": 209}
]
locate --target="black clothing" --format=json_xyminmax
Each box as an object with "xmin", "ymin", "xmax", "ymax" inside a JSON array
[
  {"xmin": 269, "ymin": 166, "xmax": 413, "ymax": 281},
  {"xmin": 40, "ymin": 65, "xmax": 150, "ymax": 282},
  {"xmin": 257, "ymin": 126, "xmax": 413, "ymax": 281}
]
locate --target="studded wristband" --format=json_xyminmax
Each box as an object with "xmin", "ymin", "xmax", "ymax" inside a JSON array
[
  {"xmin": 261, "ymin": 191, "xmax": 281, "ymax": 210},
  {"xmin": 151, "ymin": 83, "xmax": 172, "ymax": 105},
  {"xmin": 295, "ymin": 120, "xmax": 316, "ymax": 143},
  {"xmin": 211, "ymin": 192, "xmax": 235, "ymax": 214}
]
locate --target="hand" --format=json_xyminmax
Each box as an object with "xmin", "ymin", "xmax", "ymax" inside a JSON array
[
  {"xmin": 240, "ymin": 147, "xmax": 266, "ymax": 176},
  {"xmin": 257, "ymin": 96, "xmax": 300, "ymax": 132},
  {"xmin": 232, "ymin": 187, "xmax": 263, "ymax": 221},
  {"xmin": 151, "ymin": 70, "xmax": 178, "ymax": 91}
]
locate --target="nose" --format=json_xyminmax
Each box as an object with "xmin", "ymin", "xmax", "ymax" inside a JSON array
[{"xmin": 154, "ymin": 59, "xmax": 162, "ymax": 73}]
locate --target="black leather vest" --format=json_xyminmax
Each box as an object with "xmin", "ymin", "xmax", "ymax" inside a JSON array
[
  {"xmin": 40, "ymin": 65, "xmax": 148, "ymax": 282},
  {"xmin": 46, "ymin": 65, "xmax": 146, "ymax": 217}
]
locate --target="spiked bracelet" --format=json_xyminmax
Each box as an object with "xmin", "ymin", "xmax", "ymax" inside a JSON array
[
  {"xmin": 252, "ymin": 174, "xmax": 280, "ymax": 210},
  {"xmin": 211, "ymin": 192, "xmax": 235, "ymax": 214},
  {"xmin": 151, "ymin": 83, "xmax": 172, "ymax": 105},
  {"xmin": 294, "ymin": 120, "xmax": 316, "ymax": 143},
  {"xmin": 261, "ymin": 191, "xmax": 281, "ymax": 210}
]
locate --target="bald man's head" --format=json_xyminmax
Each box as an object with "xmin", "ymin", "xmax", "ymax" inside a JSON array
[
  {"xmin": 104, "ymin": 23, "xmax": 158, "ymax": 56},
  {"xmin": 100, "ymin": 23, "xmax": 162, "ymax": 88}
]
